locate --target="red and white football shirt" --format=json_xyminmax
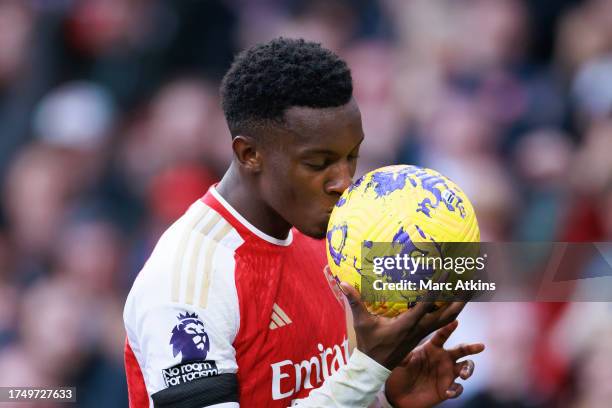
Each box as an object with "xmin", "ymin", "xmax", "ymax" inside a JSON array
[{"xmin": 124, "ymin": 186, "xmax": 352, "ymax": 407}]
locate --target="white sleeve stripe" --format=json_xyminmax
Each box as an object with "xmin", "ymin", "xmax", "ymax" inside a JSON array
[
  {"xmin": 181, "ymin": 210, "xmax": 224, "ymax": 303},
  {"xmin": 185, "ymin": 226, "xmax": 207, "ymax": 304},
  {"xmin": 173, "ymin": 201, "xmax": 239, "ymax": 306},
  {"xmin": 185, "ymin": 211, "xmax": 222, "ymax": 304},
  {"xmin": 199, "ymin": 223, "xmax": 234, "ymax": 308},
  {"xmin": 172, "ymin": 205, "xmax": 211, "ymax": 302}
]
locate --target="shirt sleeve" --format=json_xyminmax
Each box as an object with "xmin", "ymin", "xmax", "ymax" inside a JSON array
[
  {"xmin": 124, "ymin": 228, "xmax": 243, "ymax": 407},
  {"xmin": 291, "ymin": 348, "xmax": 391, "ymax": 407},
  {"xmin": 370, "ymin": 385, "xmax": 395, "ymax": 408}
]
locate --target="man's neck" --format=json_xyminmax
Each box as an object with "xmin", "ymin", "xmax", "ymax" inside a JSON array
[{"xmin": 216, "ymin": 164, "xmax": 292, "ymax": 241}]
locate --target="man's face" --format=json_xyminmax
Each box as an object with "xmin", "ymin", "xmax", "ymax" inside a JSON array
[{"xmin": 259, "ymin": 99, "xmax": 364, "ymax": 239}]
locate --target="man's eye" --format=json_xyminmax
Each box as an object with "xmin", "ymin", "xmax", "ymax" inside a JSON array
[{"xmin": 304, "ymin": 161, "xmax": 328, "ymax": 170}]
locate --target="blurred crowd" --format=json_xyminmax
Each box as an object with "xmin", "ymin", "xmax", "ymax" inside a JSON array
[{"xmin": 0, "ymin": 0, "xmax": 611, "ymax": 407}]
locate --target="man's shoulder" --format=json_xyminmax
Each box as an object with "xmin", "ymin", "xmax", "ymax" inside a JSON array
[
  {"xmin": 126, "ymin": 200, "xmax": 244, "ymax": 313},
  {"xmin": 145, "ymin": 201, "xmax": 242, "ymax": 270}
]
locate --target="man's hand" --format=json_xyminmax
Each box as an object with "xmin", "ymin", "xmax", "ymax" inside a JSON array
[
  {"xmin": 385, "ymin": 320, "xmax": 485, "ymax": 408},
  {"xmin": 340, "ymin": 282, "xmax": 466, "ymax": 370}
]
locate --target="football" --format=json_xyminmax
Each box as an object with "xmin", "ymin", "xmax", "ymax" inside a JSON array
[{"xmin": 326, "ymin": 165, "xmax": 480, "ymax": 317}]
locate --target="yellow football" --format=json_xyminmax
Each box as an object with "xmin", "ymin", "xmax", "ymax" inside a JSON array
[{"xmin": 326, "ymin": 165, "xmax": 480, "ymax": 317}]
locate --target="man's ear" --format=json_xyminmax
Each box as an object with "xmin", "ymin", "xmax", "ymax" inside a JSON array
[{"xmin": 231, "ymin": 135, "xmax": 262, "ymax": 173}]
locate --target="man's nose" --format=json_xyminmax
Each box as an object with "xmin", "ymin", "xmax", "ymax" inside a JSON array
[{"xmin": 325, "ymin": 162, "xmax": 353, "ymax": 195}]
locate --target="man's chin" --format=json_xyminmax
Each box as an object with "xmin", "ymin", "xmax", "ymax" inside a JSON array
[
  {"xmin": 296, "ymin": 223, "xmax": 328, "ymax": 240},
  {"xmin": 308, "ymin": 230, "xmax": 327, "ymax": 240}
]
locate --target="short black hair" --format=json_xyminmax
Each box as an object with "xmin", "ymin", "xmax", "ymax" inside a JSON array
[{"xmin": 220, "ymin": 38, "xmax": 353, "ymax": 136}]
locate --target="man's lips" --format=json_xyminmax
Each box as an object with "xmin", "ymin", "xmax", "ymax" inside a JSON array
[{"xmin": 326, "ymin": 202, "xmax": 339, "ymax": 213}]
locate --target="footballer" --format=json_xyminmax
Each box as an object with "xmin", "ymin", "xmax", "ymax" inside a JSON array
[{"xmin": 124, "ymin": 38, "xmax": 484, "ymax": 408}]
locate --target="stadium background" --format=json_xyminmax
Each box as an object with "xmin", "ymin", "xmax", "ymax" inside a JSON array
[{"xmin": 0, "ymin": 0, "xmax": 611, "ymax": 406}]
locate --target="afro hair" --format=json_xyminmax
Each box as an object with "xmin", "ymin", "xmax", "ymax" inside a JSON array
[{"xmin": 220, "ymin": 38, "xmax": 353, "ymax": 136}]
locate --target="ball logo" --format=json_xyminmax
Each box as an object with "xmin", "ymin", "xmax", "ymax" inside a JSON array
[{"xmin": 170, "ymin": 312, "xmax": 210, "ymax": 362}]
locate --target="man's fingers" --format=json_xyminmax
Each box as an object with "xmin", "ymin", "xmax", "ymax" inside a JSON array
[
  {"xmin": 438, "ymin": 301, "xmax": 467, "ymax": 324},
  {"xmin": 445, "ymin": 382, "xmax": 464, "ymax": 399},
  {"xmin": 339, "ymin": 282, "xmax": 369, "ymax": 324},
  {"xmin": 429, "ymin": 320, "xmax": 458, "ymax": 347},
  {"xmin": 394, "ymin": 297, "xmax": 437, "ymax": 332},
  {"xmin": 454, "ymin": 359, "xmax": 475, "ymax": 380},
  {"xmin": 448, "ymin": 342, "xmax": 486, "ymax": 360},
  {"xmin": 416, "ymin": 301, "xmax": 465, "ymax": 334}
]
